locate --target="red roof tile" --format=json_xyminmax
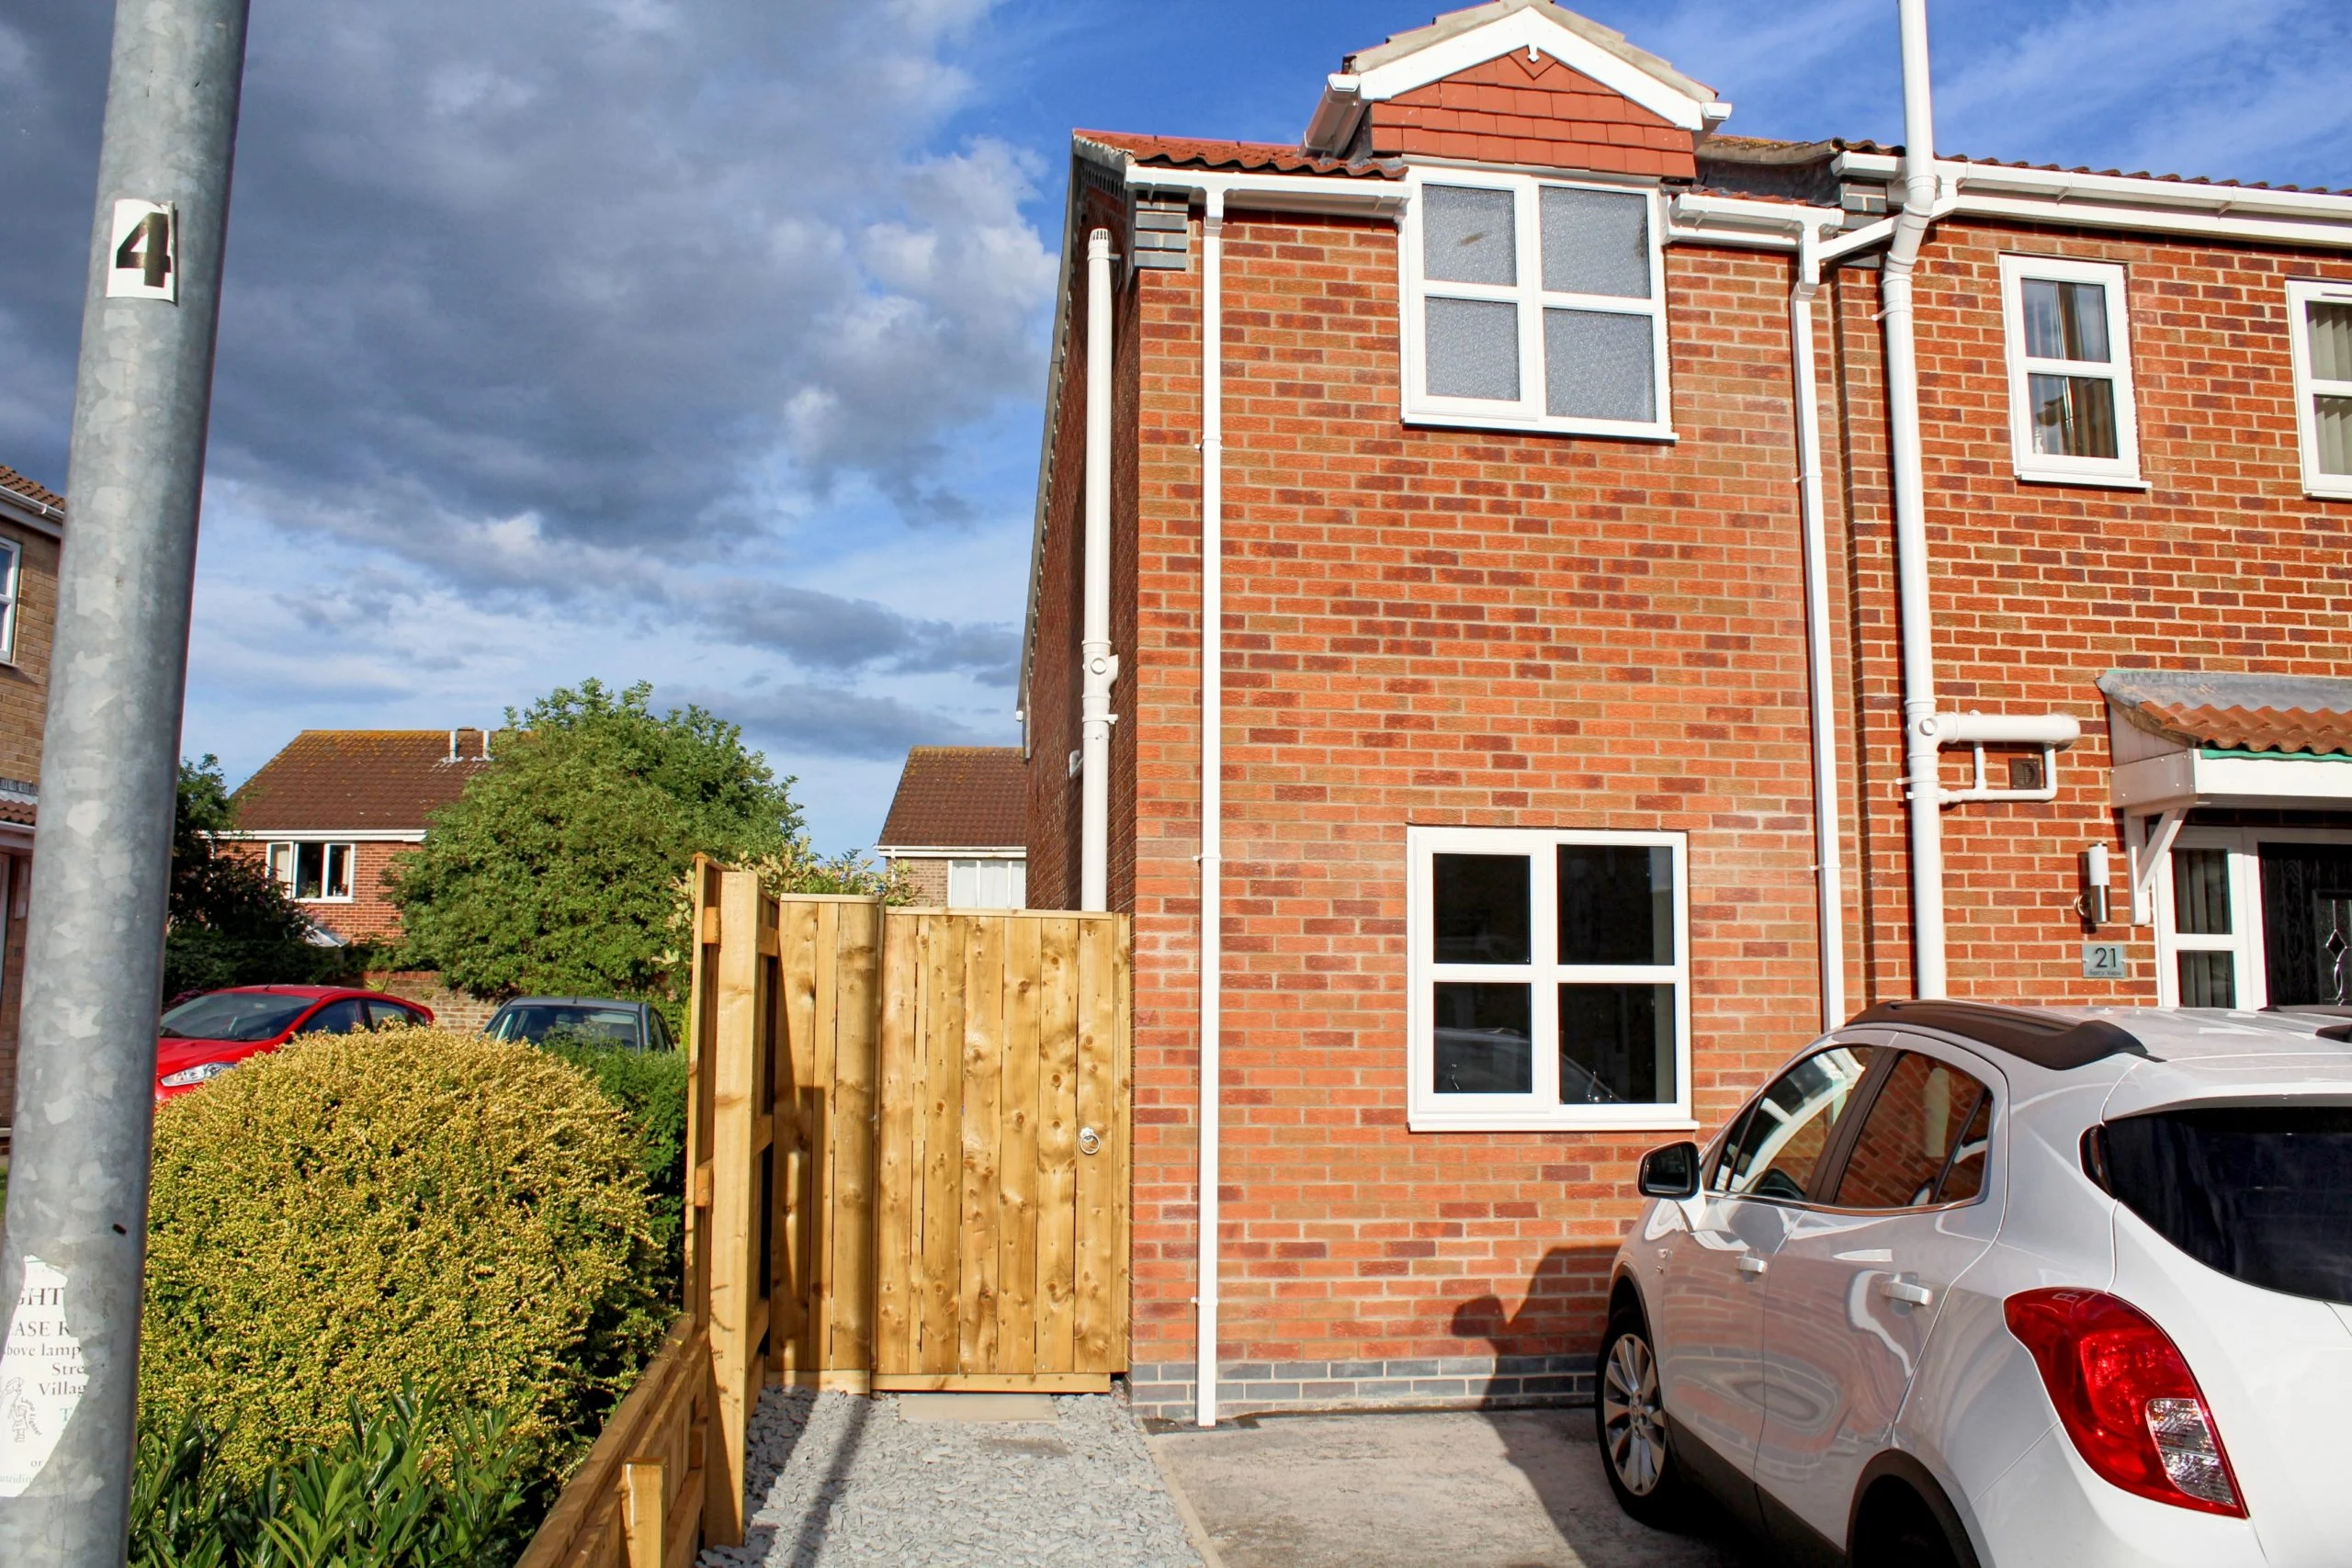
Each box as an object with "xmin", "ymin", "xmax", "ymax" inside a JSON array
[
  {"xmin": 876, "ymin": 747, "xmax": 1026, "ymax": 850},
  {"xmin": 0, "ymin": 467, "xmax": 63, "ymax": 512},
  {"xmin": 2100, "ymin": 671, "xmax": 2352, "ymax": 758},
  {"xmin": 232, "ymin": 730, "xmax": 501, "ymax": 833},
  {"xmin": 1078, "ymin": 131, "xmax": 1403, "ymax": 181}
]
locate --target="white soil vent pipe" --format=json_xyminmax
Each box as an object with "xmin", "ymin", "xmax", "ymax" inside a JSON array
[
  {"xmin": 1080, "ymin": 228, "xmax": 1117, "ymax": 912},
  {"xmin": 1883, "ymin": 0, "xmax": 2080, "ymax": 998}
]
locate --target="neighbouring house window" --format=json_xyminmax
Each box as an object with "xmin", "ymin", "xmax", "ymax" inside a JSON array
[
  {"xmin": 1999, "ymin": 254, "xmax": 2140, "ymax": 485},
  {"xmin": 1401, "ymin": 170, "xmax": 1671, "ymax": 440},
  {"xmin": 0, "ymin": 538, "xmax": 21, "ymax": 663},
  {"xmin": 1407, "ymin": 826, "xmax": 1690, "ymax": 1132},
  {"xmin": 947, "ymin": 857, "xmax": 1026, "ymax": 909},
  {"xmin": 2287, "ymin": 278, "xmax": 2352, "ymax": 498},
  {"xmin": 266, "ymin": 840, "xmax": 355, "ymax": 902}
]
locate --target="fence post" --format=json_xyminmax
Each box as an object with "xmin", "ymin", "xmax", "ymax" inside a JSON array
[{"xmin": 701, "ymin": 870, "xmax": 762, "ymax": 1545}]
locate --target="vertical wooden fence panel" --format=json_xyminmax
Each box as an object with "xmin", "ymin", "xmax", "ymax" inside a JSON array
[
  {"xmin": 1034, "ymin": 918, "xmax": 1080, "ymax": 1374},
  {"xmin": 701, "ymin": 869, "xmax": 764, "ymax": 1546},
  {"xmin": 995, "ymin": 918, "xmax": 1042, "ymax": 1375}
]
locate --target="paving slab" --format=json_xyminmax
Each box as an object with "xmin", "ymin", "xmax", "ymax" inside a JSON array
[{"xmin": 1148, "ymin": 1409, "xmax": 1769, "ymax": 1568}]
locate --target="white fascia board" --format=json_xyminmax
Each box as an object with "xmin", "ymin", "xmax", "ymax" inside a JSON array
[
  {"xmin": 1834, "ymin": 151, "xmax": 1901, "ymax": 179},
  {"xmin": 2110, "ymin": 749, "xmax": 2352, "ymax": 809},
  {"xmin": 1668, "ymin": 192, "xmax": 1844, "ymax": 238},
  {"xmin": 0, "ymin": 492, "xmax": 62, "ymax": 541},
  {"xmin": 1121, "ymin": 164, "xmax": 1407, "ymax": 218},
  {"xmin": 1950, "ymin": 163, "xmax": 2352, "ymax": 223},
  {"xmin": 876, "ymin": 845, "xmax": 1026, "ymax": 858},
  {"xmin": 1955, "ymin": 191, "xmax": 2352, "ymax": 252},
  {"xmin": 1351, "ymin": 8, "xmax": 1718, "ymax": 131},
  {"xmin": 214, "ymin": 829, "xmax": 428, "ymax": 843}
]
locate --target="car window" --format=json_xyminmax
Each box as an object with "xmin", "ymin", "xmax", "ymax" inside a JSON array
[
  {"xmin": 1713, "ymin": 1044, "xmax": 1875, "ymax": 1202},
  {"xmin": 300, "ymin": 998, "xmax": 368, "ymax": 1036},
  {"xmin": 2097, "ymin": 1106, "xmax": 2352, "ymax": 1305},
  {"xmin": 492, "ymin": 1003, "xmax": 643, "ymax": 1048},
  {"xmin": 365, "ymin": 1000, "xmax": 422, "ymax": 1031},
  {"xmin": 1832, "ymin": 1051, "xmax": 1995, "ymax": 1209},
  {"xmin": 650, "ymin": 1010, "xmax": 674, "ymax": 1051},
  {"xmin": 160, "ymin": 992, "xmax": 314, "ymax": 1042}
]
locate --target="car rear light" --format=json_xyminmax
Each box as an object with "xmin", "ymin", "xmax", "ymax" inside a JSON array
[{"xmin": 2004, "ymin": 1287, "xmax": 2245, "ymax": 1517}]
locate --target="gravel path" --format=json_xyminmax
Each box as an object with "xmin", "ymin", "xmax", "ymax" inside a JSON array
[{"xmin": 697, "ymin": 1387, "xmax": 1204, "ymax": 1568}]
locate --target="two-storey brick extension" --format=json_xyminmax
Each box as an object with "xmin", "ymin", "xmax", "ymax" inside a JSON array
[
  {"xmin": 221, "ymin": 729, "xmax": 498, "ymax": 942},
  {"xmin": 1018, "ymin": 0, "xmax": 2352, "ymax": 1422},
  {"xmin": 0, "ymin": 466, "xmax": 62, "ymax": 1123}
]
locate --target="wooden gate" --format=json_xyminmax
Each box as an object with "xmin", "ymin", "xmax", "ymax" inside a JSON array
[
  {"xmin": 684, "ymin": 865, "xmax": 1131, "ymax": 1498},
  {"xmin": 871, "ymin": 911, "xmax": 1130, "ymax": 1391}
]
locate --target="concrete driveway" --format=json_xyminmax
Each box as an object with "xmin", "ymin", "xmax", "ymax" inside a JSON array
[{"xmin": 1147, "ymin": 1409, "xmax": 1770, "ymax": 1568}]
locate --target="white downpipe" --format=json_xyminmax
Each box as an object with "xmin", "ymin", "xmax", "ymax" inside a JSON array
[
  {"xmin": 1790, "ymin": 227, "xmax": 1847, "ymax": 1031},
  {"xmin": 1885, "ymin": 0, "xmax": 1947, "ymax": 998},
  {"xmin": 1195, "ymin": 191, "xmax": 1226, "ymax": 1429},
  {"xmin": 1080, "ymin": 229, "xmax": 1117, "ymax": 913}
]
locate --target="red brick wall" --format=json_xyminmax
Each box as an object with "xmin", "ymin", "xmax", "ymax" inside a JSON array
[
  {"xmin": 1093, "ymin": 210, "xmax": 1832, "ymax": 1380},
  {"xmin": 1826, "ymin": 222, "xmax": 2352, "ymax": 1006},
  {"xmin": 221, "ymin": 838, "xmax": 413, "ymax": 943},
  {"xmin": 1369, "ymin": 53, "xmax": 1696, "ymax": 180}
]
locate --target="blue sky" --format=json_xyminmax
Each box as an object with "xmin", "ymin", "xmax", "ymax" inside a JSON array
[{"xmin": 4, "ymin": 0, "xmax": 2349, "ymax": 850}]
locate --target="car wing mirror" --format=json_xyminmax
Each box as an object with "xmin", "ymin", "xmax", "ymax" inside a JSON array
[{"xmin": 1637, "ymin": 1140, "xmax": 1702, "ymax": 1200}]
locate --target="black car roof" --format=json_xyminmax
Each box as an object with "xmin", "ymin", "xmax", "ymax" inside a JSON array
[{"xmin": 1848, "ymin": 999, "xmax": 2153, "ymax": 1071}]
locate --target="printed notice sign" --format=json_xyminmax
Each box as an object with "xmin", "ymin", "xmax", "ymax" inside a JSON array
[
  {"xmin": 0, "ymin": 1257, "xmax": 87, "ymax": 1498},
  {"xmin": 107, "ymin": 199, "xmax": 177, "ymax": 302}
]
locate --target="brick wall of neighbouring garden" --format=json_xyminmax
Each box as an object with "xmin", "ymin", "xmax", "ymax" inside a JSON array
[{"xmin": 367, "ymin": 971, "xmax": 498, "ymax": 1031}]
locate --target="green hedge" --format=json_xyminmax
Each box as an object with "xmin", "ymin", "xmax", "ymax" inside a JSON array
[
  {"xmin": 542, "ymin": 1043, "xmax": 688, "ymax": 1295},
  {"xmin": 141, "ymin": 1029, "xmax": 665, "ymax": 1487}
]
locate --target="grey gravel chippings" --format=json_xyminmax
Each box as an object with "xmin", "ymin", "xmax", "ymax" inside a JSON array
[{"xmin": 697, "ymin": 1388, "xmax": 1203, "ymax": 1568}]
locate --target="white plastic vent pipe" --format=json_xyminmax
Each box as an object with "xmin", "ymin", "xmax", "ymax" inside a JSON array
[
  {"xmin": 1194, "ymin": 189, "xmax": 1226, "ymax": 1428},
  {"xmin": 1080, "ymin": 228, "xmax": 1117, "ymax": 913},
  {"xmin": 1790, "ymin": 226, "xmax": 1847, "ymax": 1031},
  {"xmin": 1884, "ymin": 0, "xmax": 1948, "ymax": 998}
]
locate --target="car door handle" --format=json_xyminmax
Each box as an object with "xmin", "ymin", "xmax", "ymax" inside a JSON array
[
  {"xmin": 1736, "ymin": 1254, "xmax": 1769, "ymax": 1275},
  {"xmin": 1878, "ymin": 1278, "xmax": 1934, "ymax": 1306}
]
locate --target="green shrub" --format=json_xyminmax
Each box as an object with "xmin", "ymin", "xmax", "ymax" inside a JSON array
[
  {"xmin": 130, "ymin": 1384, "xmax": 536, "ymax": 1568},
  {"xmin": 141, "ymin": 1029, "xmax": 665, "ymax": 1487},
  {"xmin": 542, "ymin": 1043, "xmax": 688, "ymax": 1296}
]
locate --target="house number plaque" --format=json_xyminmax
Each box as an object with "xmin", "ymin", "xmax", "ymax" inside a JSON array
[{"xmin": 2082, "ymin": 942, "xmax": 2127, "ymax": 980}]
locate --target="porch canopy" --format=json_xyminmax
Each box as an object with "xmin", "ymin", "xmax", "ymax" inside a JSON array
[{"xmin": 2100, "ymin": 669, "xmax": 2352, "ymax": 921}]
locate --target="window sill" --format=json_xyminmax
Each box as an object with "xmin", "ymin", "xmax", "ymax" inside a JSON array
[
  {"xmin": 2301, "ymin": 481, "xmax": 2352, "ymax": 501},
  {"xmin": 1402, "ymin": 409, "xmax": 1677, "ymax": 444},
  {"xmin": 2011, "ymin": 468, "xmax": 2149, "ymax": 491},
  {"xmin": 1409, "ymin": 1113, "xmax": 1700, "ymax": 1135}
]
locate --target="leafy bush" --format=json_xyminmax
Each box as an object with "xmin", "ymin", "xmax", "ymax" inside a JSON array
[
  {"xmin": 130, "ymin": 1386, "xmax": 536, "ymax": 1568},
  {"xmin": 542, "ymin": 1043, "xmax": 689, "ymax": 1295},
  {"xmin": 388, "ymin": 681, "xmax": 802, "ymax": 1009},
  {"xmin": 141, "ymin": 1028, "xmax": 665, "ymax": 1487},
  {"xmin": 167, "ymin": 757, "xmax": 370, "ymax": 998}
]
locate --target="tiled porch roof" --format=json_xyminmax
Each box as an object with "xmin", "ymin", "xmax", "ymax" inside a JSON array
[{"xmin": 2100, "ymin": 671, "xmax": 2352, "ymax": 758}]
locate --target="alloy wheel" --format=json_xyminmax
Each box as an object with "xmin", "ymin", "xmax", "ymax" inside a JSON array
[{"xmin": 1602, "ymin": 1330, "xmax": 1668, "ymax": 1496}]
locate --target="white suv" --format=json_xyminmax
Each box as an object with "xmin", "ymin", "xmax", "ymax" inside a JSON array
[{"xmin": 1599, "ymin": 1000, "xmax": 2352, "ymax": 1567}]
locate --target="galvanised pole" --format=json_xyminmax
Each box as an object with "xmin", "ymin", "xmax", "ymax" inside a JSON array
[{"xmin": 0, "ymin": 0, "xmax": 248, "ymax": 1557}]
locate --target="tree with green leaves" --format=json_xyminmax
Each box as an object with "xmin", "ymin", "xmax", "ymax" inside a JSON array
[
  {"xmin": 164, "ymin": 756, "xmax": 345, "ymax": 999},
  {"xmin": 388, "ymin": 681, "xmax": 804, "ymax": 1004}
]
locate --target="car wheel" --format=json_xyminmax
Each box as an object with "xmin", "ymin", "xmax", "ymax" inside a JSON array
[{"xmin": 1596, "ymin": 1308, "xmax": 1685, "ymax": 1526}]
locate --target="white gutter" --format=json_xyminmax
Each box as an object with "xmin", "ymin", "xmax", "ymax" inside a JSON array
[
  {"xmin": 1080, "ymin": 228, "xmax": 1116, "ymax": 913},
  {"xmin": 1194, "ymin": 189, "xmax": 1226, "ymax": 1429},
  {"xmin": 1884, "ymin": 0, "xmax": 1949, "ymax": 998}
]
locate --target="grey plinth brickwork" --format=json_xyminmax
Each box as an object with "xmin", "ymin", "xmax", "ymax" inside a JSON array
[{"xmin": 1125, "ymin": 1354, "xmax": 1597, "ymax": 1423}]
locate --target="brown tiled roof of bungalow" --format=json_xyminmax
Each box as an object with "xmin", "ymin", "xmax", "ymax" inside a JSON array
[
  {"xmin": 876, "ymin": 747, "xmax": 1027, "ymax": 850},
  {"xmin": 0, "ymin": 467, "xmax": 64, "ymax": 513},
  {"xmin": 232, "ymin": 729, "xmax": 502, "ymax": 833}
]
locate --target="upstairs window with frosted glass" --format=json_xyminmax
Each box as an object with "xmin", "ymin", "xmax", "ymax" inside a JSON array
[
  {"xmin": 1402, "ymin": 172, "xmax": 1671, "ymax": 439},
  {"xmin": 1998, "ymin": 254, "xmax": 2141, "ymax": 486},
  {"xmin": 2287, "ymin": 278, "xmax": 2352, "ymax": 499}
]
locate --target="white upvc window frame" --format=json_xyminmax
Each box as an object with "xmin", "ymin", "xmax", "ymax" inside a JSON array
[
  {"xmin": 947, "ymin": 855, "xmax": 1027, "ymax": 910},
  {"xmin": 1398, "ymin": 167, "xmax": 1674, "ymax": 442},
  {"xmin": 2285, "ymin": 276, "xmax": 2352, "ymax": 499},
  {"xmin": 2152, "ymin": 826, "xmax": 2352, "ymax": 1008},
  {"xmin": 0, "ymin": 537, "xmax": 21, "ymax": 664},
  {"xmin": 1997, "ymin": 254, "xmax": 2143, "ymax": 488},
  {"xmin": 1406, "ymin": 825, "xmax": 1693, "ymax": 1134},
  {"xmin": 266, "ymin": 840, "xmax": 356, "ymax": 903}
]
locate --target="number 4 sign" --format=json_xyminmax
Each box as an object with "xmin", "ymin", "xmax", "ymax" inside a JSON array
[{"xmin": 107, "ymin": 198, "xmax": 176, "ymax": 302}]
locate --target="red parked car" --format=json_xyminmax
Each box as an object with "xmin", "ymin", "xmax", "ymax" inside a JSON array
[{"xmin": 155, "ymin": 985, "xmax": 434, "ymax": 1100}]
